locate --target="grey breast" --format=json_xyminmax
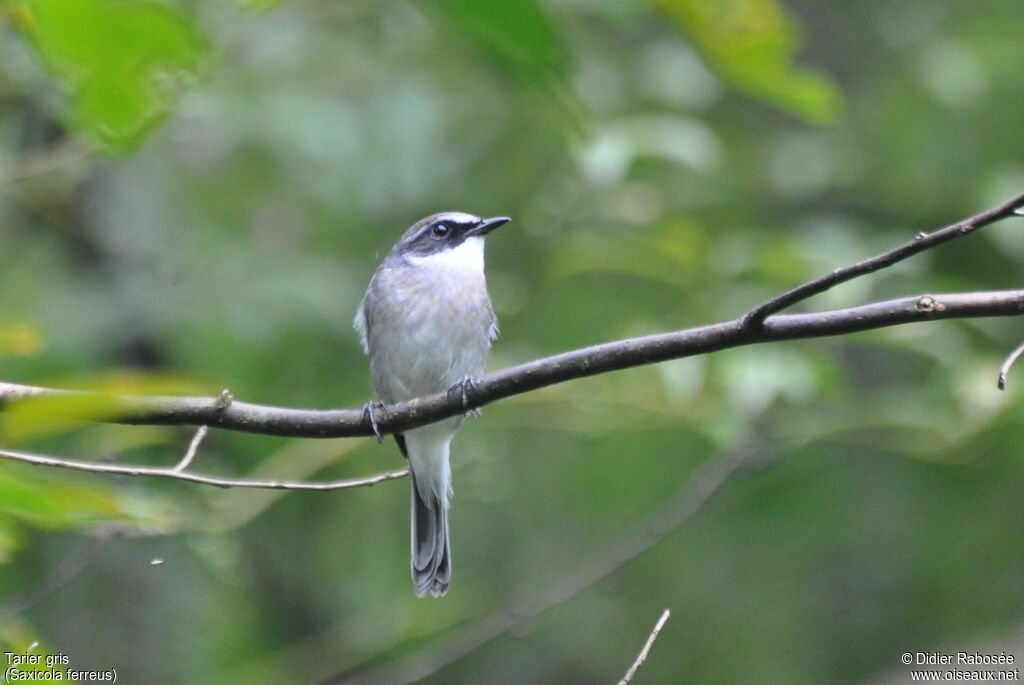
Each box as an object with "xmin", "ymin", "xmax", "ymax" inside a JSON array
[{"xmin": 363, "ymin": 261, "xmax": 494, "ymax": 404}]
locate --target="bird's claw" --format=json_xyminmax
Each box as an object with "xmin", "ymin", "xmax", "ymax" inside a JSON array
[
  {"xmin": 447, "ymin": 376, "xmax": 481, "ymax": 416},
  {"xmin": 362, "ymin": 400, "xmax": 387, "ymax": 443}
]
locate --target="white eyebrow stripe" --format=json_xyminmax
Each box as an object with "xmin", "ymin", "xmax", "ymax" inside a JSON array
[{"xmin": 433, "ymin": 212, "xmax": 480, "ymax": 227}]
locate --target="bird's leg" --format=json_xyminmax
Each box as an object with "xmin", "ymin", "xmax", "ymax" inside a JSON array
[
  {"xmin": 447, "ymin": 376, "xmax": 482, "ymax": 417},
  {"xmin": 361, "ymin": 400, "xmax": 387, "ymax": 443}
]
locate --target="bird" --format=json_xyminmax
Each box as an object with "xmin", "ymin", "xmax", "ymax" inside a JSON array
[{"xmin": 354, "ymin": 211, "xmax": 508, "ymax": 597}]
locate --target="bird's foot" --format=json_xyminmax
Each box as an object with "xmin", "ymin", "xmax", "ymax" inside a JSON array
[
  {"xmin": 447, "ymin": 376, "xmax": 481, "ymax": 417},
  {"xmin": 361, "ymin": 400, "xmax": 387, "ymax": 443}
]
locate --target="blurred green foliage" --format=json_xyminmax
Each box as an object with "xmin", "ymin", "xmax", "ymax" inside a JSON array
[
  {"xmin": 0, "ymin": 0, "xmax": 1023, "ymax": 683},
  {"xmin": 12, "ymin": 0, "xmax": 204, "ymax": 148},
  {"xmin": 423, "ymin": 0, "xmax": 568, "ymax": 83},
  {"xmin": 1, "ymin": 371, "xmax": 215, "ymax": 442},
  {"xmin": 650, "ymin": 0, "xmax": 842, "ymax": 123}
]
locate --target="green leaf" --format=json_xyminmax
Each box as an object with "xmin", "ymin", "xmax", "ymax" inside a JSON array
[
  {"xmin": 0, "ymin": 619, "xmax": 73, "ymax": 682},
  {"xmin": 648, "ymin": 0, "xmax": 842, "ymax": 124},
  {"xmin": 2, "ymin": 372, "xmax": 215, "ymax": 443},
  {"xmin": 0, "ymin": 320, "xmax": 44, "ymax": 358},
  {"xmin": 0, "ymin": 464, "xmax": 180, "ymax": 533},
  {"xmin": 3, "ymin": 394, "xmax": 136, "ymax": 444},
  {"xmin": 19, "ymin": 0, "xmax": 205, "ymax": 148},
  {"xmin": 552, "ymin": 217, "xmax": 710, "ymax": 288},
  {"xmin": 420, "ymin": 0, "xmax": 568, "ymax": 82},
  {"xmin": 235, "ymin": 0, "xmax": 285, "ymax": 11},
  {"xmin": 0, "ymin": 520, "xmax": 22, "ymax": 563}
]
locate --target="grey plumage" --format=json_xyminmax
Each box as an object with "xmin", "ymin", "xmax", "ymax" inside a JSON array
[{"xmin": 355, "ymin": 211, "xmax": 506, "ymax": 597}]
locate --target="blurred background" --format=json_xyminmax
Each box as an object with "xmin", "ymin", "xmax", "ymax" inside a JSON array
[{"xmin": 2, "ymin": 0, "xmax": 1024, "ymax": 682}]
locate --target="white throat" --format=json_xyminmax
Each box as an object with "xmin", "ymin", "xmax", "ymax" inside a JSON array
[{"xmin": 408, "ymin": 236, "xmax": 485, "ymax": 275}]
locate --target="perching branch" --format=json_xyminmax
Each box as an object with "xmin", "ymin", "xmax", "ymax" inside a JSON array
[
  {"xmin": 3, "ymin": 291, "xmax": 1024, "ymax": 440},
  {"xmin": 0, "ymin": 194, "xmax": 1022, "ymax": 444}
]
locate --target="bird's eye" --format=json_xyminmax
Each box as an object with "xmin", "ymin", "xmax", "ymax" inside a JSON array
[{"xmin": 430, "ymin": 223, "xmax": 451, "ymax": 238}]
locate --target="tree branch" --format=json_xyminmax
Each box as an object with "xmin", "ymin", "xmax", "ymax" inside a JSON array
[
  {"xmin": 0, "ymin": 194, "xmax": 1022, "ymax": 443},
  {"xmin": 741, "ymin": 191, "xmax": 1024, "ymax": 326},
  {"xmin": 2, "ymin": 290, "xmax": 1023, "ymax": 439}
]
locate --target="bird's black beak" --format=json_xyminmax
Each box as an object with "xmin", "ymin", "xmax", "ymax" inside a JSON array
[{"xmin": 470, "ymin": 216, "xmax": 511, "ymax": 236}]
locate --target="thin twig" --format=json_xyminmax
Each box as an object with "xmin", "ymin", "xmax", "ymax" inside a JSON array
[
  {"xmin": 998, "ymin": 340, "xmax": 1024, "ymax": 390},
  {"xmin": 0, "ymin": 447, "xmax": 407, "ymax": 490},
  {"xmin": 619, "ymin": 609, "xmax": 671, "ymax": 685},
  {"xmin": 741, "ymin": 191, "xmax": 1024, "ymax": 327},
  {"xmin": 173, "ymin": 425, "xmax": 208, "ymax": 472},
  {"xmin": 326, "ymin": 448, "xmax": 746, "ymax": 685},
  {"xmin": 1, "ymin": 290, "xmax": 1024, "ymax": 440}
]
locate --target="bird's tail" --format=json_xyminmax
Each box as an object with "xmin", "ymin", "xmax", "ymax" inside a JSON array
[
  {"xmin": 396, "ymin": 430, "xmax": 453, "ymax": 598},
  {"xmin": 410, "ymin": 474, "xmax": 451, "ymax": 598}
]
